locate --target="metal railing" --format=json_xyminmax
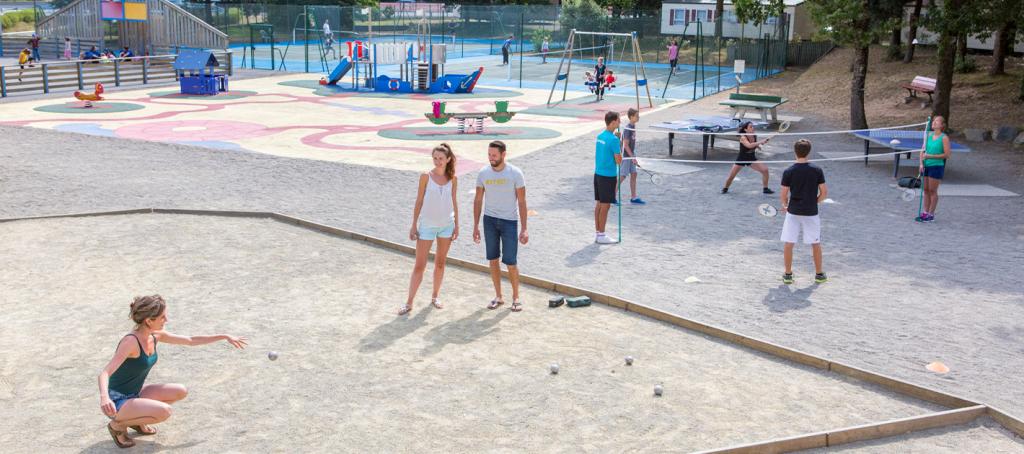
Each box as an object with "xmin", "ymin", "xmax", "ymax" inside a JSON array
[{"xmin": 0, "ymin": 50, "xmax": 233, "ymax": 98}]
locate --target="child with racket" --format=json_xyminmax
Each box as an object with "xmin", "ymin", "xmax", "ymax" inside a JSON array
[
  {"xmin": 779, "ymin": 139, "xmax": 827, "ymax": 284},
  {"xmin": 617, "ymin": 108, "xmax": 645, "ymax": 205}
]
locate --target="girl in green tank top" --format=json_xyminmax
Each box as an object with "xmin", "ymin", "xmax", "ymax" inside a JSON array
[
  {"xmin": 917, "ymin": 116, "xmax": 951, "ymax": 222},
  {"xmin": 98, "ymin": 295, "xmax": 248, "ymax": 448}
]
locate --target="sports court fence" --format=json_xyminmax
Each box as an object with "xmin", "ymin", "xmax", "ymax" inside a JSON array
[{"xmin": 167, "ymin": 2, "xmax": 831, "ymax": 101}]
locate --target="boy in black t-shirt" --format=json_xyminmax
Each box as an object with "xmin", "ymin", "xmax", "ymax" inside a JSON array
[{"xmin": 779, "ymin": 139, "xmax": 828, "ymax": 284}]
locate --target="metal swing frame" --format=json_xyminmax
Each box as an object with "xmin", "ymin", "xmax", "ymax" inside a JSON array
[{"xmin": 546, "ymin": 29, "xmax": 653, "ymax": 111}]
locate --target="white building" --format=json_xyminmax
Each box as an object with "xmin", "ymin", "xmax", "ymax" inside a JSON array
[{"xmin": 660, "ymin": 0, "xmax": 814, "ymax": 41}]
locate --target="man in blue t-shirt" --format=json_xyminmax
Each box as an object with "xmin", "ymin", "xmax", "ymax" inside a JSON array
[
  {"xmin": 593, "ymin": 111, "xmax": 622, "ymax": 244},
  {"xmin": 501, "ymin": 35, "xmax": 513, "ymax": 66}
]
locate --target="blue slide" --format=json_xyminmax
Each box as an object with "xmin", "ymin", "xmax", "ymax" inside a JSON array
[{"xmin": 327, "ymin": 56, "xmax": 353, "ymax": 86}]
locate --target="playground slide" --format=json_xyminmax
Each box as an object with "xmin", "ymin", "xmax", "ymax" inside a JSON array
[{"xmin": 327, "ymin": 56, "xmax": 353, "ymax": 86}]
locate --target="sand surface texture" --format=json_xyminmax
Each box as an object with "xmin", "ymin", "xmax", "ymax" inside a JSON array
[{"xmin": 0, "ymin": 213, "xmax": 950, "ymax": 453}]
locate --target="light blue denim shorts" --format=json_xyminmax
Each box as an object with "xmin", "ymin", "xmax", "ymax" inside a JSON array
[{"xmin": 417, "ymin": 222, "xmax": 454, "ymax": 241}]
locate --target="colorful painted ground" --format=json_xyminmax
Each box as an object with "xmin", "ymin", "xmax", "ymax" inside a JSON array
[{"xmin": 0, "ymin": 74, "xmax": 678, "ymax": 174}]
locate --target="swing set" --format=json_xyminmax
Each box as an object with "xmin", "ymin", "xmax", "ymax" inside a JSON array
[{"xmin": 547, "ymin": 29, "xmax": 653, "ymax": 111}]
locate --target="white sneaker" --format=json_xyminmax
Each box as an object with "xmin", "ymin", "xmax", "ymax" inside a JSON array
[{"xmin": 596, "ymin": 234, "xmax": 618, "ymax": 244}]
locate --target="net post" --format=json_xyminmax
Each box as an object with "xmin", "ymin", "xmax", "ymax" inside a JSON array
[
  {"xmin": 917, "ymin": 116, "xmax": 932, "ymax": 218},
  {"xmin": 617, "ymin": 122, "xmax": 623, "ymax": 244}
]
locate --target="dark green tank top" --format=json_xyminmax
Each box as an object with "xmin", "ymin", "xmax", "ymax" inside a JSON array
[{"xmin": 108, "ymin": 334, "xmax": 158, "ymax": 395}]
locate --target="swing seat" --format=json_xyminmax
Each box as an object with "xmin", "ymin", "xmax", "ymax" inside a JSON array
[
  {"xmin": 556, "ymin": 73, "xmax": 568, "ymax": 81},
  {"xmin": 637, "ymin": 79, "xmax": 647, "ymax": 87}
]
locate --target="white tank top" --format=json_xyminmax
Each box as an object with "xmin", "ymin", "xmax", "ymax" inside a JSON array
[{"xmin": 419, "ymin": 174, "xmax": 454, "ymax": 228}]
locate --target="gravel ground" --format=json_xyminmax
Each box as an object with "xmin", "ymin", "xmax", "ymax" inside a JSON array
[
  {"xmin": 1, "ymin": 87, "xmax": 1023, "ymax": 445},
  {"xmin": 0, "ymin": 214, "xmax": 948, "ymax": 453}
]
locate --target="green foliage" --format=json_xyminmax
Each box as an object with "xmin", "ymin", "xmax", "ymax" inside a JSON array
[
  {"xmin": 1, "ymin": 9, "xmax": 36, "ymax": 30},
  {"xmin": 559, "ymin": 0, "xmax": 607, "ymax": 38},
  {"xmin": 733, "ymin": 0, "xmax": 785, "ymax": 27},
  {"xmin": 954, "ymin": 55, "xmax": 977, "ymax": 73},
  {"xmin": 530, "ymin": 28, "xmax": 551, "ymax": 53},
  {"xmin": 807, "ymin": 0, "xmax": 904, "ymax": 48}
]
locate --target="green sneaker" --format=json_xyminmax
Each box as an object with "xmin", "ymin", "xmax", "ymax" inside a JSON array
[
  {"xmin": 814, "ymin": 273, "xmax": 828, "ymax": 283},
  {"xmin": 782, "ymin": 273, "xmax": 794, "ymax": 284}
]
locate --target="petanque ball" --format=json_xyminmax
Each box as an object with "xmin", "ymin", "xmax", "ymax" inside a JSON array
[
  {"xmin": 625, "ymin": 356, "xmax": 634, "ymax": 366},
  {"xmin": 268, "ymin": 351, "xmax": 279, "ymax": 361},
  {"xmin": 654, "ymin": 384, "xmax": 664, "ymax": 396},
  {"xmin": 550, "ymin": 363, "xmax": 559, "ymax": 375}
]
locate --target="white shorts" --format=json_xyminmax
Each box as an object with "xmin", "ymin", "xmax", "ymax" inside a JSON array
[{"xmin": 780, "ymin": 213, "xmax": 821, "ymax": 244}]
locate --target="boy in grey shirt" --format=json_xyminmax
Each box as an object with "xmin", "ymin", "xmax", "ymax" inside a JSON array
[{"xmin": 473, "ymin": 140, "xmax": 529, "ymax": 312}]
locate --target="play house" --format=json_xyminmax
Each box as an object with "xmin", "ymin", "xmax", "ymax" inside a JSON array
[{"xmin": 174, "ymin": 49, "xmax": 228, "ymax": 96}]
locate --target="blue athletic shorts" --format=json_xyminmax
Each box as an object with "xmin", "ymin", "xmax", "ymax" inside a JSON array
[
  {"xmin": 109, "ymin": 389, "xmax": 139, "ymax": 412},
  {"xmin": 923, "ymin": 165, "xmax": 944, "ymax": 180},
  {"xmin": 483, "ymin": 215, "xmax": 518, "ymax": 266}
]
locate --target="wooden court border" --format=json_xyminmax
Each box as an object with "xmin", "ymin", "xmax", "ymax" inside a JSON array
[{"xmin": 2, "ymin": 207, "xmax": 1022, "ymax": 452}]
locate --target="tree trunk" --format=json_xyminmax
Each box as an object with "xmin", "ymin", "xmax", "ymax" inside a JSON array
[
  {"xmin": 850, "ymin": 45, "xmax": 870, "ymax": 130},
  {"xmin": 714, "ymin": 0, "xmax": 724, "ymax": 40},
  {"xmin": 933, "ymin": 0, "xmax": 962, "ymax": 128},
  {"xmin": 887, "ymin": 16, "xmax": 903, "ymax": 61},
  {"xmin": 904, "ymin": 0, "xmax": 922, "ymax": 63},
  {"xmin": 956, "ymin": 33, "xmax": 968, "ymax": 62},
  {"xmin": 989, "ymin": 21, "xmax": 1015, "ymax": 76}
]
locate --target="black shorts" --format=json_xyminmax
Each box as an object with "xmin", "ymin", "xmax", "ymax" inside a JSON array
[
  {"xmin": 736, "ymin": 152, "xmax": 757, "ymax": 167},
  {"xmin": 670, "ymin": 58, "xmax": 678, "ymax": 68},
  {"xmin": 594, "ymin": 174, "xmax": 617, "ymax": 204}
]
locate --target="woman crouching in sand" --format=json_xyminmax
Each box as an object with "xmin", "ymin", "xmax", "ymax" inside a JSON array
[{"xmin": 98, "ymin": 295, "xmax": 247, "ymax": 448}]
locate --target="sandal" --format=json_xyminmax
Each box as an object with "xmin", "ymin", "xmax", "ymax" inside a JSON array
[
  {"xmin": 510, "ymin": 300, "xmax": 523, "ymax": 312},
  {"xmin": 397, "ymin": 305, "xmax": 413, "ymax": 316},
  {"xmin": 131, "ymin": 424, "xmax": 157, "ymax": 435},
  {"xmin": 430, "ymin": 298, "xmax": 443, "ymax": 309},
  {"xmin": 487, "ymin": 299, "xmax": 504, "ymax": 310},
  {"xmin": 107, "ymin": 422, "xmax": 135, "ymax": 448}
]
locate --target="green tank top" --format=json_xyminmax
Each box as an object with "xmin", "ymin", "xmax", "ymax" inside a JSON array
[
  {"xmin": 108, "ymin": 334, "xmax": 158, "ymax": 395},
  {"xmin": 923, "ymin": 132, "xmax": 946, "ymax": 167}
]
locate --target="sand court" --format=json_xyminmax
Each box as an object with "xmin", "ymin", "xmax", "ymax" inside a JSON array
[{"xmin": 0, "ymin": 212, "xmax": 967, "ymax": 452}]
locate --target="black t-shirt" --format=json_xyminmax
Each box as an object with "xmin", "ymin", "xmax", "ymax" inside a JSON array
[{"xmin": 781, "ymin": 162, "xmax": 825, "ymax": 216}]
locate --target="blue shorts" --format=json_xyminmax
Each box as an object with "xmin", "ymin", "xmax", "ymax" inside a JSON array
[
  {"xmin": 923, "ymin": 165, "xmax": 945, "ymax": 180},
  {"xmin": 109, "ymin": 389, "xmax": 139, "ymax": 412},
  {"xmin": 483, "ymin": 215, "xmax": 518, "ymax": 266},
  {"xmin": 417, "ymin": 222, "xmax": 454, "ymax": 241}
]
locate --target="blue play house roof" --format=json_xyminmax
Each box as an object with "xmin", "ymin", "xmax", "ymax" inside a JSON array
[{"xmin": 173, "ymin": 49, "xmax": 220, "ymax": 71}]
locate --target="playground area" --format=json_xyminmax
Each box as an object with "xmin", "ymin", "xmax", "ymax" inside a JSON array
[{"xmin": 0, "ymin": 73, "xmax": 675, "ymax": 173}]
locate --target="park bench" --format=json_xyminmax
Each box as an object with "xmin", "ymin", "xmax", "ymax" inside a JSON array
[
  {"xmin": 719, "ymin": 93, "xmax": 788, "ymax": 123},
  {"xmin": 901, "ymin": 76, "xmax": 936, "ymax": 105}
]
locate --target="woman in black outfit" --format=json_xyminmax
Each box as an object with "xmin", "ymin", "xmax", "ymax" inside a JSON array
[
  {"xmin": 594, "ymin": 57, "xmax": 607, "ymax": 101},
  {"xmin": 722, "ymin": 121, "xmax": 774, "ymax": 194}
]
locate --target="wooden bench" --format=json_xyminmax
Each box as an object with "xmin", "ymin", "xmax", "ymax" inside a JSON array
[
  {"xmin": 718, "ymin": 93, "xmax": 788, "ymax": 123},
  {"xmin": 901, "ymin": 76, "xmax": 936, "ymax": 104}
]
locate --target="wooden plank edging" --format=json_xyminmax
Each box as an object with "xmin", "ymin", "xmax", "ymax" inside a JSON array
[
  {"xmin": 698, "ymin": 405, "xmax": 987, "ymax": 453},
  {"xmin": 1, "ymin": 207, "xmax": 1022, "ymax": 448}
]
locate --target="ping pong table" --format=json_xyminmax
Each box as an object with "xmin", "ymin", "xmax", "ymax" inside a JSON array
[
  {"xmin": 850, "ymin": 130, "xmax": 971, "ymax": 178},
  {"xmin": 651, "ymin": 116, "xmax": 772, "ymax": 160}
]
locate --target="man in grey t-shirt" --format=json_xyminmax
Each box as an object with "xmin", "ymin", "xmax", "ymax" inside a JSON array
[{"xmin": 474, "ymin": 140, "xmax": 529, "ymax": 312}]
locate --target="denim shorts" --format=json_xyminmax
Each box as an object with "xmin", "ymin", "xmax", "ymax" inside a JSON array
[
  {"xmin": 417, "ymin": 222, "xmax": 454, "ymax": 241},
  {"xmin": 109, "ymin": 389, "xmax": 139, "ymax": 412},
  {"xmin": 483, "ymin": 215, "xmax": 518, "ymax": 266},
  {"xmin": 923, "ymin": 165, "xmax": 945, "ymax": 180}
]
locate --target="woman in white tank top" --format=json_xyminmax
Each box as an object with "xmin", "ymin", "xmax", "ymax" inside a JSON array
[{"xmin": 400, "ymin": 143, "xmax": 459, "ymax": 315}]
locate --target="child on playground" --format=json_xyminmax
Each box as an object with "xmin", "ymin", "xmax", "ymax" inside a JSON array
[
  {"xmin": 584, "ymin": 71, "xmax": 597, "ymax": 92},
  {"xmin": 64, "ymin": 37, "xmax": 72, "ymax": 60},
  {"xmin": 17, "ymin": 47, "xmax": 34, "ymax": 81},
  {"xmin": 618, "ymin": 108, "xmax": 645, "ymax": 205},
  {"xmin": 541, "ymin": 38, "xmax": 550, "ymax": 64},
  {"xmin": 779, "ymin": 139, "xmax": 828, "ymax": 285},
  {"xmin": 603, "ymin": 70, "xmax": 616, "ymax": 91},
  {"xmin": 668, "ymin": 40, "xmax": 679, "ymax": 74}
]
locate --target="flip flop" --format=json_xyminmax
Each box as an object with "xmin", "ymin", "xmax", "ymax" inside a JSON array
[
  {"xmin": 487, "ymin": 299, "xmax": 504, "ymax": 310},
  {"xmin": 430, "ymin": 299, "xmax": 443, "ymax": 309},
  {"xmin": 131, "ymin": 425, "xmax": 157, "ymax": 435},
  {"xmin": 510, "ymin": 301, "xmax": 523, "ymax": 312},
  {"xmin": 397, "ymin": 305, "xmax": 413, "ymax": 316},
  {"xmin": 107, "ymin": 423, "xmax": 135, "ymax": 449}
]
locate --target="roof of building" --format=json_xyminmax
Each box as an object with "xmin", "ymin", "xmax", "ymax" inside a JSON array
[
  {"xmin": 662, "ymin": 0, "xmax": 805, "ymax": 6},
  {"xmin": 173, "ymin": 49, "xmax": 220, "ymax": 70}
]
